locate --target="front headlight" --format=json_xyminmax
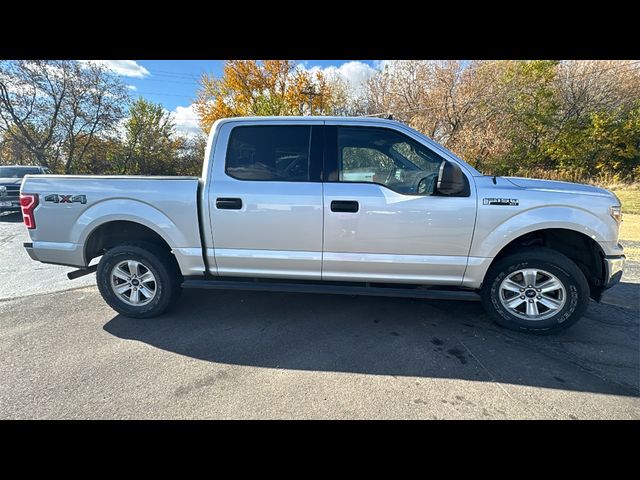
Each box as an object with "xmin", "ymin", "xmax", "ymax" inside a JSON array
[
  {"xmin": 610, "ymin": 205, "xmax": 622, "ymax": 224},
  {"xmin": 0, "ymin": 186, "xmax": 6, "ymax": 197}
]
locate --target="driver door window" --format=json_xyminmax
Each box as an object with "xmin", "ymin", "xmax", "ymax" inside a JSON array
[{"xmin": 337, "ymin": 127, "xmax": 444, "ymax": 195}]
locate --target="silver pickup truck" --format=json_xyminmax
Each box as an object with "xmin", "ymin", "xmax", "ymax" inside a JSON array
[{"xmin": 20, "ymin": 116, "xmax": 625, "ymax": 334}]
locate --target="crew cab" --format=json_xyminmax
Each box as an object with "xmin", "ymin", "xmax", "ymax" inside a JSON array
[
  {"xmin": 20, "ymin": 117, "xmax": 625, "ymax": 334},
  {"xmin": 1, "ymin": 165, "xmax": 49, "ymax": 213}
]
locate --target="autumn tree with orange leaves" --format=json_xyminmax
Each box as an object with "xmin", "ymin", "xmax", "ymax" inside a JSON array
[{"xmin": 194, "ymin": 60, "xmax": 348, "ymax": 133}]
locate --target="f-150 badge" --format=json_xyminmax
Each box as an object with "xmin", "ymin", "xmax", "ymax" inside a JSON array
[
  {"xmin": 45, "ymin": 194, "xmax": 87, "ymax": 204},
  {"xmin": 483, "ymin": 198, "xmax": 519, "ymax": 206}
]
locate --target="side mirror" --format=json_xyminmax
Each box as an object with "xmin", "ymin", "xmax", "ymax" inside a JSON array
[{"xmin": 437, "ymin": 161, "xmax": 469, "ymax": 196}]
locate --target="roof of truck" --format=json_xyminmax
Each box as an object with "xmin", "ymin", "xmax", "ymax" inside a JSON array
[
  {"xmin": 0, "ymin": 165, "xmax": 44, "ymax": 168},
  {"xmin": 216, "ymin": 116, "xmax": 403, "ymax": 124}
]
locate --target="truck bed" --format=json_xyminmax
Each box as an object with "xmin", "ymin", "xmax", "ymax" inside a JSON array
[{"xmin": 21, "ymin": 175, "xmax": 203, "ymax": 273}]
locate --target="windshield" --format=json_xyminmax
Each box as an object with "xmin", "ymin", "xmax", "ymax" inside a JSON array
[{"xmin": 0, "ymin": 167, "xmax": 42, "ymax": 178}]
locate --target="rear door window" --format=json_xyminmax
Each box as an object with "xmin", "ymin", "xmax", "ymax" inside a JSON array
[{"xmin": 226, "ymin": 126, "xmax": 311, "ymax": 181}]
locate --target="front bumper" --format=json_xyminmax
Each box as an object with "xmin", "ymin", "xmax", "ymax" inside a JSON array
[
  {"xmin": 603, "ymin": 254, "xmax": 625, "ymax": 289},
  {"xmin": 0, "ymin": 198, "xmax": 20, "ymax": 212}
]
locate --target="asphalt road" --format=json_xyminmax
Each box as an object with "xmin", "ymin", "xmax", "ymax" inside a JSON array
[{"xmin": 1, "ymin": 213, "xmax": 639, "ymax": 419}]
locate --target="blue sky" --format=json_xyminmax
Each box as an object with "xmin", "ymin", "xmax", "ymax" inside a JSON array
[{"xmin": 88, "ymin": 60, "xmax": 380, "ymax": 137}]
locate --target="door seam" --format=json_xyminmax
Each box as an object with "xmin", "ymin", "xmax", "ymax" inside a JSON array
[{"xmin": 320, "ymin": 180, "xmax": 325, "ymax": 280}]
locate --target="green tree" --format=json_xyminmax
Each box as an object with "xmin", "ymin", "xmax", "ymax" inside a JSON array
[
  {"xmin": 120, "ymin": 98, "xmax": 176, "ymax": 175},
  {"xmin": 547, "ymin": 103, "xmax": 640, "ymax": 180},
  {"xmin": 361, "ymin": 60, "xmax": 640, "ymax": 182},
  {"xmin": 0, "ymin": 60, "xmax": 128, "ymax": 173},
  {"xmin": 172, "ymin": 135, "xmax": 207, "ymax": 176},
  {"xmin": 0, "ymin": 125, "xmax": 39, "ymax": 165},
  {"xmin": 481, "ymin": 60, "xmax": 560, "ymax": 174}
]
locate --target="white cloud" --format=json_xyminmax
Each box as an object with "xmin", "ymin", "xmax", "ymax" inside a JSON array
[
  {"xmin": 335, "ymin": 61, "xmax": 377, "ymax": 89},
  {"xmin": 171, "ymin": 104, "xmax": 201, "ymax": 138},
  {"xmin": 127, "ymin": 85, "xmax": 137, "ymax": 91},
  {"xmin": 79, "ymin": 60, "xmax": 150, "ymax": 78},
  {"xmin": 298, "ymin": 61, "xmax": 377, "ymax": 93}
]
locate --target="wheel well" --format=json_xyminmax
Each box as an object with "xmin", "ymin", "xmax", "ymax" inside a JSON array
[
  {"xmin": 491, "ymin": 228, "xmax": 606, "ymax": 298},
  {"xmin": 84, "ymin": 221, "xmax": 173, "ymax": 264}
]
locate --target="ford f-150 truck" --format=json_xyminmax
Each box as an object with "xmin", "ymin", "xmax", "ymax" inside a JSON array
[{"xmin": 20, "ymin": 117, "xmax": 625, "ymax": 334}]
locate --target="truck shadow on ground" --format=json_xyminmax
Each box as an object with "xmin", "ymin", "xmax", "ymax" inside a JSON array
[{"xmin": 104, "ymin": 282, "xmax": 640, "ymax": 397}]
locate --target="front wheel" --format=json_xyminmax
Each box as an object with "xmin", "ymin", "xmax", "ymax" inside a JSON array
[
  {"xmin": 481, "ymin": 247, "xmax": 590, "ymax": 334},
  {"xmin": 97, "ymin": 242, "xmax": 182, "ymax": 318}
]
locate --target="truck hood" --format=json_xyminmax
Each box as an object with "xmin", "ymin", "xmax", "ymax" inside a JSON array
[
  {"xmin": 0, "ymin": 177, "xmax": 23, "ymax": 185},
  {"xmin": 505, "ymin": 177, "xmax": 613, "ymax": 198}
]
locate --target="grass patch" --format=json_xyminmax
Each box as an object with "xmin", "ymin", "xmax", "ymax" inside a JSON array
[
  {"xmin": 595, "ymin": 186, "xmax": 640, "ymax": 257},
  {"xmin": 620, "ymin": 213, "xmax": 640, "ymax": 261},
  {"xmin": 620, "ymin": 213, "xmax": 640, "ymax": 242},
  {"xmin": 612, "ymin": 188, "xmax": 640, "ymax": 215}
]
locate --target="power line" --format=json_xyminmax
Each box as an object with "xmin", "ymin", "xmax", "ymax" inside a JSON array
[
  {"xmin": 145, "ymin": 68, "xmax": 223, "ymax": 82},
  {"xmin": 144, "ymin": 68, "xmax": 203, "ymax": 80},
  {"xmin": 134, "ymin": 91, "xmax": 195, "ymax": 98},
  {"xmin": 136, "ymin": 77, "xmax": 200, "ymax": 86}
]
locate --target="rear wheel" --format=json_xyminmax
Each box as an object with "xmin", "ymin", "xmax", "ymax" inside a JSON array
[
  {"xmin": 481, "ymin": 247, "xmax": 590, "ymax": 334},
  {"xmin": 97, "ymin": 242, "xmax": 182, "ymax": 318}
]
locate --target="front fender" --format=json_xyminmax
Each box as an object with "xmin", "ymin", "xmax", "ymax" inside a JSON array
[{"xmin": 471, "ymin": 206, "xmax": 614, "ymax": 259}]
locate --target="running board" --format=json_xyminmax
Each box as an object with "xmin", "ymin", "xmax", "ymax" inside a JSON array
[{"xmin": 182, "ymin": 278, "xmax": 480, "ymax": 301}]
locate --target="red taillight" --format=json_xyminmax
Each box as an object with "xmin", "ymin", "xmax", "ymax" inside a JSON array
[{"xmin": 20, "ymin": 193, "xmax": 39, "ymax": 229}]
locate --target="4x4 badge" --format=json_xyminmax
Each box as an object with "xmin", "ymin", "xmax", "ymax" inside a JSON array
[{"xmin": 44, "ymin": 194, "xmax": 87, "ymax": 204}]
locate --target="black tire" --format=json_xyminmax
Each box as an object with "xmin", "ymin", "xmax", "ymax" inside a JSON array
[
  {"xmin": 96, "ymin": 241, "xmax": 182, "ymax": 318},
  {"xmin": 480, "ymin": 247, "xmax": 590, "ymax": 334}
]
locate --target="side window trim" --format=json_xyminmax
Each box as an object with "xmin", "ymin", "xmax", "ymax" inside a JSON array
[
  {"xmin": 224, "ymin": 124, "xmax": 323, "ymax": 183},
  {"xmin": 309, "ymin": 125, "xmax": 324, "ymax": 182},
  {"xmin": 322, "ymin": 125, "xmax": 338, "ymax": 181}
]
